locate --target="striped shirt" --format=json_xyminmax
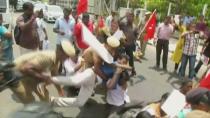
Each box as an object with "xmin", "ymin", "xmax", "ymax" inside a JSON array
[{"xmin": 183, "ymin": 33, "xmax": 199, "ymax": 56}]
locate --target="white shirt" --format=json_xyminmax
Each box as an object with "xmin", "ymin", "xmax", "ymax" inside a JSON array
[
  {"xmin": 36, "ymin": 18, "xmax": 46, "ymax": 41},
  {"xmin": 54, "ymin": 16, "xmax": 75, "ymax": 44},
  {"xmin": 106, "ymin": 84, "xmax": 126, "ymax": 106},
  {"xmin": 64, "ymin": 57, "xmax": 82, "ymax": 75},
  {"xmin": 51, "ymin": 68, "xmax": 96, "ymax": 107}
]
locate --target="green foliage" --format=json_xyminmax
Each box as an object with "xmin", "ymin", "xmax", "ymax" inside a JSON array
[{"xmin": 119, "ymin": 0, "xmax": 210, "ymax": 22}]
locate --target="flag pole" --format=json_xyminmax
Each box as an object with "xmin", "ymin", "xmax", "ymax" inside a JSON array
[{"xmin": 137, "ymin": 9, "xmax": 156, "ymax": 40}]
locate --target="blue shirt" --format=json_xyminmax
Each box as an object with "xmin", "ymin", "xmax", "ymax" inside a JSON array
[{"xmin": 0, "ymin": 25, "xmax": 13, "ymax": 50}]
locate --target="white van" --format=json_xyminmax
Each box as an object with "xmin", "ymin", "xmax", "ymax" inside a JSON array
[{"xmin": 0, "ymin": 0, "xmax": 11, "ymax": 28}]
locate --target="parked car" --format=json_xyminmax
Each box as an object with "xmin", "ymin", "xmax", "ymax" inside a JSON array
[
  {"xmin": 43, "ymin": 5, "xmax": 63, "ymax": 22},
  {"xmin": 16, "ymin": 0, "xmax": 35, "ymax": 11},
  {"xmin": 0, "ymin": 0, "xmax": 11, "ymax": 28},
  {"xmin": 34, "ymin": 3, "xmax": 46, "ymax": 12}
]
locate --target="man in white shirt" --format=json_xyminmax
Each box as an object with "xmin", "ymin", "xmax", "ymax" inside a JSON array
[
  {"xmin": 35, "ymin": 9, "xmax": 48, "ymax": 50},
  {"xmin": 53, "ymin": 8, "xmax": 75, "ymax": 46},
  {"xmin": 50, "ymin": 68, "xmax": 96, "ymax": 107},
  {"xmin": 106, "ymin": 11, "xmax": 117, "ymax": 30},
  {"xmin": 155, "ymin": 16, "xmax": 174, "ymax": 71}
]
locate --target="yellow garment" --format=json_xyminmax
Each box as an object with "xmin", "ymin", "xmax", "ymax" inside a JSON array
[
  {"xmin": 171, "ymin": 25, "xmax": 186, "ymax": 64},
  {"xmin": 13, "ymin": 51, "xmax": 60, "ymax": 103},
  {"xmin": 149, "ymin": 103, "xmax": 162, "ymax": 117},
  {"xmin": 15, "ymin": 51, "xmax": 59, "ymax": 74}
]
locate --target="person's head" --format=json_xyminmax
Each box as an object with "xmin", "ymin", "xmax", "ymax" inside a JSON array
[
  {"xmin": 164, "ymin": 16, "xmax": 171, "ymax": 25},
  {"xmin": 110, "ymin": 18, "xmax": 119, "ymax": 33},
  {"xmin": 82, "ymin": 13, "xmax": 90, "ymax": 25},
  {"xmin": 0, "ymin": 14, "xmax": 2, "ymax": 25},
  {"xmin": 56, "ymin": 40, "xmax": 76, "ymax": 62},
  {"xmin": 180, "ymin": 79, "xmax": 193, "ymax": 95},
  {"xmin": 159, "ymin": 92, "xmax": 170, "ymax": 116},
  {"xmin": 118, "ymin": 70, "xmax": 130, "ymax": 86},
  {"xmin": 105, "ymin": 36, "xmax": 120, "ymax": 55},
  {"xmin": 145, "ymin": 12, "xmax": 151, "ymax": 21},
  {"xmin": 187, "ymin": 23, "xmax": 196, "ymax": 31},
  {"xmin": 118, "ymin": 54, "xmax": 129, "ymax": 65},
  {"xmin": 38, "ymin": 9, "xmax": 44, "ymax": 18},
  {"xmin": 199, "ymin": 15, "xmax": 205, "ymax": 22},
  {"xmin": 126, "ymin": 11, "xmax": 134, "ymax": 24},
  {"xmin": 111, "ymin": 11, "xmax": 116, "ymax": 17},
  {"xmin": 186, "ymin": 87, "xmax": 210, "ymax": 112},
  {"xmin": 63, "ymin": 8, "xmax": 71, "ymax": 18},
  {"xmin": 23, "ymin": 2, "xmax": 34, "ymax": 17},
  {"xmin": 136, "ymin": 111, "xmax": 155, "ymax": 118},
  {"xmin": 71, "ymin": 10, "xmax": 77, "ymax": 19}
]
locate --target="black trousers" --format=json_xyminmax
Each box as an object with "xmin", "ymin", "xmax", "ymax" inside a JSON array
[
  {"xmin": 156, "ymin": 39, "xmax": 169, "ymax": 69},
  {"xmin": 125, "ymin": 44, "xmax": 136, "ymax": 70}
]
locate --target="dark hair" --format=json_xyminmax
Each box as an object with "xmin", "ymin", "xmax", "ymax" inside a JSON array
[
  {"xmin": 83, "ymin": 13, "xmax": 89, "ymax": 19},
  {"xmin": 136, "ymin": 111, "xmax": 155, "ymax": 118},
  {"xmin": 118, "ymin": 54, "xmax": 130, "ymax": 61},
  {"xmin": 118, "ymin": 71, "xmax": 130, "ymax": 86},
  {"xmin": 22, "ymin": 2, "xmax": 33, "ymax": 11},
  {"xmin": 159, "ymin": 92, "xmax": 170, "ymax": 105},
  {"xmin": 63, "ymin": 8, "xmax": 71, "ymax": 13},
  {"xmin": 180, "ymin": 79, "xmax": 192, "ymax": 89}
]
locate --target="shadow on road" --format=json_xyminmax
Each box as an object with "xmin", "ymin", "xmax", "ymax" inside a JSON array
[{"xmin": 76, "ymin": 99, "xmax": 107, "ymax": 118}]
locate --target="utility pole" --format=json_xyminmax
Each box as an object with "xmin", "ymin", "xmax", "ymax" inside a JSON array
[
  {"xmin": 167, "ymin": 3, "xmax": 172, "ymax": 16},
  {"xmin": 202, "ymin": 4, "xmax": 208, "ymax": 17}
]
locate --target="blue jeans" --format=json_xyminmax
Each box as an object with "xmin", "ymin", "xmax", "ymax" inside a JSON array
[{"xmin": 179, "ymin": 54, "xmax": 196, "ymax": 79}]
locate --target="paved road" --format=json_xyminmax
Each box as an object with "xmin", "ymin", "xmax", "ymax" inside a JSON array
[{"xmin": 0, "ymin": 12, "xmax": 208, "ymax": 118}]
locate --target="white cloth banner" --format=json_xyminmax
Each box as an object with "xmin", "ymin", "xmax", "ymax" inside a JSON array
[
  {"xmin": 161, "ymin": 90, "xmax": 186, "ymax": 117},
  {"xmin": 81, "ymin": 23, "xmax": 113, "ymax": 64}
]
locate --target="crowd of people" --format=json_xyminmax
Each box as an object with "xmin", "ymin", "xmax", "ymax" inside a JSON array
[{"xmin": 1, "ymin": 2, "xmax": 210, "ymax": 118}]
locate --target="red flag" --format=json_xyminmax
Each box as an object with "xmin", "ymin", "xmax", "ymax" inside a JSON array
[
  {"xmin": 98, "ymin": 16, "xmax": 105, "ymax": 28},
  {"xmin": 77, "ymin": 0, "xmax": 88, "ymax": 15},
  {"xmin": 144, "ymin": 12, "xmax": 157, "ymax": 41}
]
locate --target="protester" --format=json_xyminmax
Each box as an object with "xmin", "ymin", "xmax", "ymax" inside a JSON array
[
  {"xmin": 106, "ymin": 11, "xmax": 117, "ymax": 30},
  {"xmin": 53, "ymin": 8, "xmax": 75, "ymax": 47},
  {"xmin": 185, "ymin": 87, "xmax": 210, "ymax": 118},
  {"xmin": 35, "ymin": 9, "xmax": 48, "ymax": 50},
  {"xmin": 16, "ymin": 2, "xmax": 39, "ymax": 55},
  {"xmin": 139, "ymin": 92, "xmax": 169, "ymax": 118},
  {"xmin": 171, "ymin": 20, "xmax": 186, "ymax": 73},
  {"xmin": 177, "ymin": 80, "xmax": 193, "ymax": 118},
  {"xmin": 120, "ymin": 12, "xmax": 138, "ymax": 76},
  {"xmin": 155, "ymin": 16, "xmax": 174, "ymax": 71},
  {"xmin": 179, "ymin": 23, "xmax": 200, "ymax": 79},
  {"xmin": 82, "ymin": 36, "xmax": 120, "ymax": 83},
  {"xmin": 195, "ymin": 15, "xmax": 207, "ymax": 33},
  {"xmin": 194, "ymin": 31, "xmax": 210, "ymax": 76},
  {"xmin": 74, "ymin": 13, "xmax": 94, "ymax": 51},
  {"xmin": 180, "ymin": 79, "xmax": 193, "ymax": 95},
  {"xmin": 0, "ymin": 14, "xmax": 13, "ymax": 62},
  {"xmin": 139, "ymin": 12, "xmax": 151, "ymax": 57},
  {"xmin": 12, "ymin": 40, "xmax": 75, "ymax": 104},
  {"xmin": 50, "ymin": 54, "xmax": 130, "ymax": 107},
  {"xmin": 106, "ymin": 54, "xmax": 130, "ymax": 116}
]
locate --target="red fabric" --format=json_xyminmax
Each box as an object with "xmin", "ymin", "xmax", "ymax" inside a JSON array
[
  {"xmin": 74, "ymin": 22, "xmax": 93, "ymax": 49},
  {"xmin": 199, "ymin": 73, "xmax": 210, "ymax": 90},
  {"xmin": 77, "ymin": 0, "xmax": 88, "ymax": 15},
  {"xmin": 144, "ymin": 12, "xmax": 157, "ymax": 41},
  {"xmin": 98, "ymin": 16, "xmax": 104, "ymax": 28}
]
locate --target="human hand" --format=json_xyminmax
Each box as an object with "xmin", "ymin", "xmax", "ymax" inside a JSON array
[
  {"xmin": 116, "ymin": 67, "xmax": 123, "ymax": 74},
  {"xmin": 58, "ymin": 89, "xmax": 65, "ymax": 97}
]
